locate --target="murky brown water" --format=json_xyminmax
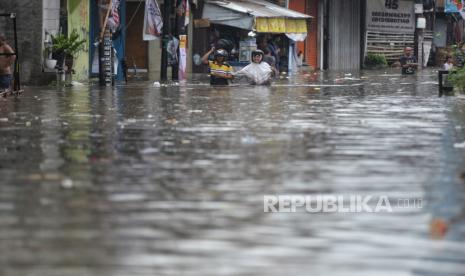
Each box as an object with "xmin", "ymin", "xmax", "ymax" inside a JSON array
[{"xmin": 0, "ymin": 69, "xmax": 464, "ymax": 276}]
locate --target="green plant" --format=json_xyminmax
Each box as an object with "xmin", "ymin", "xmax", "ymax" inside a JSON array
[
  {"xmin": 364, "ymin": 53, "xmax": 388, "ymax": 67},
  {"xmin": 447, "ymin": 67, "xmax": 465, "ymax": 92},
  {"xmin": 51, "ymin": 29, "xmax": 86, "ymax": 57},
  {"xmin": 450, "ymin": 43, "xmax": 465, "ymax": 68}
]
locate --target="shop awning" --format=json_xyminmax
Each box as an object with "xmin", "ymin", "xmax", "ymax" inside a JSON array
[{"xmin": 202, "ymin": 0, "xmax": 312, "ymax": 38}]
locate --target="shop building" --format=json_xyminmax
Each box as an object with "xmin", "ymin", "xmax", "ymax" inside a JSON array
[{"xmin": 192, "ymin": 0, "xmax": 311, "ymax": 74}]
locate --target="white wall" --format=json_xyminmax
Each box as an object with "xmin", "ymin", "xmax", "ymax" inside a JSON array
[
  {"xmin": 43, "ymin": 0, "xmax": 60, "ymax": 37},
  {"xmin": 42, "ymin": 0, "xmax": 60, "ymax": 63}
]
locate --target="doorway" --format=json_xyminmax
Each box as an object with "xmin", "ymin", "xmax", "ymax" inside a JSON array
[
  {"xmin": 126, "ymin": 1, "xmax": 148, "ymax": 76},
  {"xmin": 323, "ymin": 0, "xmax": 361, "ymax": 70}
]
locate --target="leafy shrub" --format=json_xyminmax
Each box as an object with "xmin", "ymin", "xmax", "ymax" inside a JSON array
[
  {"xmin": 51, "ymin": 29, "xmax": 86, "ymax": 57},
  {"xmin": 448, "ymin": 67, "xmax": 465, "ymax": 92},
  {"xmin": 451, "ymin": 44, "xmax": 465, "ymax": 68},
  {"xmin": 364, "ymin": 53, "xmax": 388, "ymax": 67}
]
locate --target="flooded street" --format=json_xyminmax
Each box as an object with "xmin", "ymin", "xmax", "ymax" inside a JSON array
[{"xmin": 1, "ymin": 69, "xmax": 465, "ymax": 276}]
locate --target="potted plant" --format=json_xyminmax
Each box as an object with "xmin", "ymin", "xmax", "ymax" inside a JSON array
[
  {"xmin": 51, "ymin": 29, "xmax": 86, "ymax": 70},
  {"xmin": 43, "ymin": 33, "xmax": 57, "ymax": 69},
  {"xmin": 44, "ymin": 45, "xmax": 57, "ymax": 69}
]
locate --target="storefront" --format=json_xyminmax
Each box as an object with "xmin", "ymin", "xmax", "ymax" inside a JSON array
[
  {"xmin": 198, "ymin": 0, "xmax": 311, "ymax": 73},
  {"xmin": 288, "ymin": 0, "xmax": 318, "ymax": 69}
]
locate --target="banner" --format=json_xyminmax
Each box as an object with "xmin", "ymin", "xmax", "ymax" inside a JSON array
[
  {"xmin": 445, "ymin": 0, "xmax": 465, "ymax": 19},
  {"xmin": 107, "ymin": 0, "xmax": 120, "ymax": 31},
  {"xmin": 445, "ymin": 0, "xmax": 463, "ymax": 12},
  {"xmin": 143, "ymin": 0, "xmax": 163, "ymax": 40},
  {"xmin": 366, "ymin": 0, "xmax": 415, "ymax": 34},
  {"xmin": 178, "ymin": 35, "xmax": 187, "ymax": 81},
  {"xmin": 423, "ymin": 40, "xmax": 432, "ymax": 67},
  {"xmin": 256, "ymin": 18, "xmax": 307, "ymax": 33}
]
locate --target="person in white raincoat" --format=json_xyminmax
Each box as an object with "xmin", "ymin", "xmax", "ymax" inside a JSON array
[{"xmin": 234, "ymin": 50, "xmax": 273, "ymax": 85}]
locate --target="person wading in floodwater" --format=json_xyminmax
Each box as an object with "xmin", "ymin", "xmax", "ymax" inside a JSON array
[
  {"xmin": 0, "ymin": 34, "xmax": 16, "ymax": 96},
  {"xmin": 234, "ymin": 49, "xmax": 274, "ymax": 85},
  {"xmin": 399, "ymin": 46, "xmax": 418, "ymax": 75},
  {"xmin": 201, "ymin": 47, "xmax": 234, "ymax": 85},
  {"xmin": 443, "ymin": 55, "xmax": 454, "ymax": 71}
]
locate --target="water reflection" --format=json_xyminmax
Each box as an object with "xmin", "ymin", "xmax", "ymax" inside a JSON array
[{"xmin": 0, "ymin": 69, "xmax": 464, "ymax": 275}]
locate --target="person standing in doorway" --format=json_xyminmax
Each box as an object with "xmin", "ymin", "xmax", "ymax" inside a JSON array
[
  {"xmin": 399, "ymin": 47, "xmax": 418, "ymax": 75},
  {"xmin": 263, "ymin": 49, "xmax": 278, "ymax": 77},
  {"xmin": 0, "ymin": 34, "xmax": 16, "ymax": 95},
  {"xmin": 267, "ymin": 36, "xmax": 281, "ymax": 73}
]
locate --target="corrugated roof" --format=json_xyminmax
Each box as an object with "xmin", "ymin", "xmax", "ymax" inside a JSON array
[{"xmin": 205, "ymin": 0, "xmax": 312, "ymax": 19}]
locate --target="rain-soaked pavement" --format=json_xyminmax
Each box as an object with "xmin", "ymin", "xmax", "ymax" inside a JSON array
[{"xmin": 1, "ymin": 68, "xmax": 465, "ymax": 276}]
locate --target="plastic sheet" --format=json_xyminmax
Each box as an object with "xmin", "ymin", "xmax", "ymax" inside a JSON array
[{"xmin": 235, "ymin": 62, "xmax": 273, "ymax": 85}]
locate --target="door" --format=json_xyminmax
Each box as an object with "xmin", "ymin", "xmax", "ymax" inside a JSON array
[
  {"xmin": 126, "ymin": 1, "xmax": 148, "ymax": 71},
  {"xmin": 327, "ymin": 0, "xmax": 361, "ymax": 70}
]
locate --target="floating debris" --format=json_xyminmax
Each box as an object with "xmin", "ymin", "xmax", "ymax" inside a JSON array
[
  {"xmin": 61, "ymin": 178, "xmax": 74, "ymax": 189},
  {"xmin": 140, "ymin": 148, "xmax": 159, "ymax": 155},
  {"xmin": 454, "ymin": 142, "xmax": 465, "ymax": 148},
  {"xmin": 71, "ymin": 81, "xmax": 84, "ymax": 86}
]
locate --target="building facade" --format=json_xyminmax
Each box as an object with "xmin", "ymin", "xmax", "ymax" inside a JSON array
[
  {"xmin": 0, "ymin": 0, "xmax": 45, "ymax": 84},
  {"xmin": 0, "ymin": 0, "xmax": 450, "ymax": 85}
]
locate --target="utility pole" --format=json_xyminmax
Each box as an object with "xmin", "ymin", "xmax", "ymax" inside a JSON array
[
  {"xmin": 98, "ymin": 0, "xmax": 114, "ymax": 86},
  {"xmin": 172, "ymin": 1, "xmax": 185, "ymax": 81},
  {"xmin": 160, "ymin": 0, "xmax": 171, "ymax": 81},
  {"xmin": 414, "ymin": 1, "xmax": 424, "ymax": 69},
  {"xmin": 11, "ymin": 13, "xmax": 20, "ymax": 91}
]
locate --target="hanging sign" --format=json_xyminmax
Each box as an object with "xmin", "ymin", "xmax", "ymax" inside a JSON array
[
  {"xmin": 143, "ymin": 0, "xmax": 163, "ymax": 40},
  {"xmin": 256, "ymin": 18, "xmax": 307, "ymax": 33},
  {"xmin": 445, "ymin": 0, "xmax": 463, "ymax": 12},
  {"xmin": 445, "ymin": 0, "xmax": 465, "ymax": 19},
  {"xmin": 366, "ymin": 0, "xmax": 415, "ymax": 33},
  {"xmin": 107, "ymin": 0, "xmax": 121, "ymax": 31},
  {"xmin": 178, "ymin": 35, "xmax": 187, "ymax": 81}
]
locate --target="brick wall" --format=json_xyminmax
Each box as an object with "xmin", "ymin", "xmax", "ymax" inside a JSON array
[{"xmin": 0, "ymin": 0, "xmax": 45, "ymax": 85}]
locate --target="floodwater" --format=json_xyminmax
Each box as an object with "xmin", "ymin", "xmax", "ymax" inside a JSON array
[{"xmin": 0, "ymin": 69, "xmax": 465, "ymax": 276}]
